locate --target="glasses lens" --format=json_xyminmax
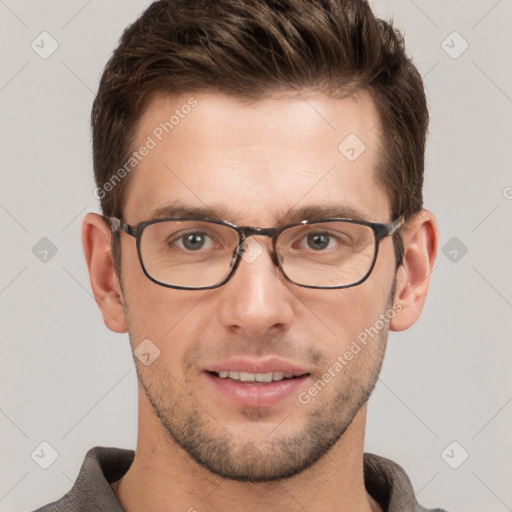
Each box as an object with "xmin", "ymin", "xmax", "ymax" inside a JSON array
[
  {"xmin": 276, "ymin": 221, "xmax": 376, "ymax": 288},
  {"xmin": 140, "ymin": 220, "xmax": 239, "ymax": 288}
]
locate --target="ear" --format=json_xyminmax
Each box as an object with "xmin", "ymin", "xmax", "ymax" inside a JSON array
[
  {"xmin": 390, "ymin": 210, "xmax": 438, "ymax": 332},
  {"xmin": 82, "ymin": 213, "xmax": 127, "ymax": 333}
]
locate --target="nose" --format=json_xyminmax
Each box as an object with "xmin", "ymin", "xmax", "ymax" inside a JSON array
[{"xmin": 218, "ymin": 237, "xmax": 296, "ymax": 338}]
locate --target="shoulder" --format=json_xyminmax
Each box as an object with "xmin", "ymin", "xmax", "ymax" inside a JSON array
[
  {"xmin": 30, "ymin": 446, "xmax": 134, "ymax": 512},
  {"xmin": 363, "ymin": 452, "xmax": 450, "ymax": 512}
]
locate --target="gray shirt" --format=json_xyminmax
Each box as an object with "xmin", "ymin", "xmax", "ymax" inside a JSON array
[{"xmin": 33, "ymin": 446, "xmax": 447, "ymax": 511}]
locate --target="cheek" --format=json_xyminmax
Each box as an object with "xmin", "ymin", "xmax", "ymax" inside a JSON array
[
  {"xmin": 305, "ymin": 285, "xmax": 387, "ymax": 345},
  {"xmin": 124, "ymin": 289, "xmax": 215, "ymax": 381},
  {"xmin": 298, "ymin": 273, "xmax": 394, "ymax": 376},
  {"xmin": 120, "ymin": 244, "xmax": 209, "ymax": 353}
]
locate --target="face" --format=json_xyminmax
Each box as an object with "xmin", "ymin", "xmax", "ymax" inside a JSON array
[{"xmin": 118, "ymin": 90, "xmax": 397, "ymax": 481}]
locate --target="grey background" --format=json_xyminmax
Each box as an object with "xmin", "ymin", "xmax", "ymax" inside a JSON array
[{"xmin": 1, "ymin": 1, "xmax": 511, "ymax": 511}]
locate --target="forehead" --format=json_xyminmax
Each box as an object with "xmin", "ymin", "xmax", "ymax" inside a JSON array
[{"xmin": 124, "ymin": 90, "xmax": 389, "ymax": 224}]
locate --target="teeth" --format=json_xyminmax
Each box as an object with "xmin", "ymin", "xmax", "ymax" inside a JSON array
[
  {"xmin": 216, "ymin": 370, "xmax": 293, "ymax": 382},
  {"xmin": 269, "ymin": 371, "xmax": 284, "ymax": 381}
]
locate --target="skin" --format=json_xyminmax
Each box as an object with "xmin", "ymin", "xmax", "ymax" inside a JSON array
[{"xmin": 82, "ymin": 90, "xmax": 438, "ymax": 512}]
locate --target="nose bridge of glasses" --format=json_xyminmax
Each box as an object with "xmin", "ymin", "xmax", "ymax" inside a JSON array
[
  {"xmin": 239, "ymin": 226, "xmax": 281, "ymax": 251},
  {"xmin": 240, "ymin": 226, "xmax": 276, "ymax": 238},
  {"xmin": 236, "ymin": 226, "xmax": 281, "ymax": 267}
]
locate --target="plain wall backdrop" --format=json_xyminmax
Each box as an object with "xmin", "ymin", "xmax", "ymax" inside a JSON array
[{"xmin": 1, "ymin": 1, "xmax": 511, "ymax": 511}]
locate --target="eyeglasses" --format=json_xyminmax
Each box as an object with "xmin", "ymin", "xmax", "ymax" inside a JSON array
[{"xmin": 108, "ymin": 215, "xmax": 404, "ymax": 290}]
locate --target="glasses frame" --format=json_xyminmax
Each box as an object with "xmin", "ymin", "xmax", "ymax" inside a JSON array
[{"xmin": 108, "ymin": 214, "xmax": 405, "ymax": 290}]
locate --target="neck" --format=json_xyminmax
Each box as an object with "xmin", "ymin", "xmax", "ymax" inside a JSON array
[{"xmin": 112, "ymin": 393, "xmax": 381, "ymax": 512}]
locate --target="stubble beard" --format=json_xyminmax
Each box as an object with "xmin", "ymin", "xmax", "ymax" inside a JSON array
[
  {"xmin": 121, "ymin": 272, "xmax": 396, "ymax": 482},
  {"xmin": 134, "ymin": 326, "xmax": 389, "ymax": 483}
]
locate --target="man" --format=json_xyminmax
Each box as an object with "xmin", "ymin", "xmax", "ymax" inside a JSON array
[{"xmin": 34, "ymin": 0, "xmax": 443, "ymax": 510}]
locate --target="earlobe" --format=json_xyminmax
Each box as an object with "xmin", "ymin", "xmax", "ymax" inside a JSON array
[
  {"xmin": 390, "ymin": 210, "xmax": 438, "ymax": 332},
  {"xmin": 82, "ymin": 213, "xmax": 128, "ymax": 333}
]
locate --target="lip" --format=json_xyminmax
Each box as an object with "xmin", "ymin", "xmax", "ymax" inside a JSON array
[
  {"xmin": 206, "ymin": 357, "xmax": 310, "ymax": 376},
  {"xmin": 204, "ymin": 357, "xmax": 310, "ymax": 408}
]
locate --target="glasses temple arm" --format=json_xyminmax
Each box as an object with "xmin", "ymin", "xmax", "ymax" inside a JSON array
[{"xmin": 388, "ymin": 214, "xmax": 405, "ymax": 234}]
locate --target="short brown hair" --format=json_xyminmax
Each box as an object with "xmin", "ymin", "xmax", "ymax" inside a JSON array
[{"xmin": 91, "ymin": 0, "xmax": 428, "ymax": 272}]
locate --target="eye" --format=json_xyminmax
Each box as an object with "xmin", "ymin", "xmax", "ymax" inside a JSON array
[
  {"xmin": 305, "ymin": 232, "xmax": 332, "ymax": 251},
  {"xmin": 174, "ymin": 231, "xmax": 214, "ymax": 251},
  {"xmin": 295, "ymin": 231, "xmax": 346, "ymax": 251}
]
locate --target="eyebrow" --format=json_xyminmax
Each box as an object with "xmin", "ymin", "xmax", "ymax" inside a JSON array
[
  {"xmin": 147, "ymin": 202, "xmax": 236, "ymax": 221},
  {"xmin": 279, "ymin": 204, "xmax": 369, "ymax": 224},
  {"xmin": 145, "ymin": 201, "xmax": 371, "ymax": 225}
]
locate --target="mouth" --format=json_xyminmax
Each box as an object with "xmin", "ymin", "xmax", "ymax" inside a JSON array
[
  {"xmin": 204, "ymin": 362, "xmax": 310, "ymax": 408},
  {"xmin": 207, "ymin": 370, "xmax": 308, "ymax": 383}
]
